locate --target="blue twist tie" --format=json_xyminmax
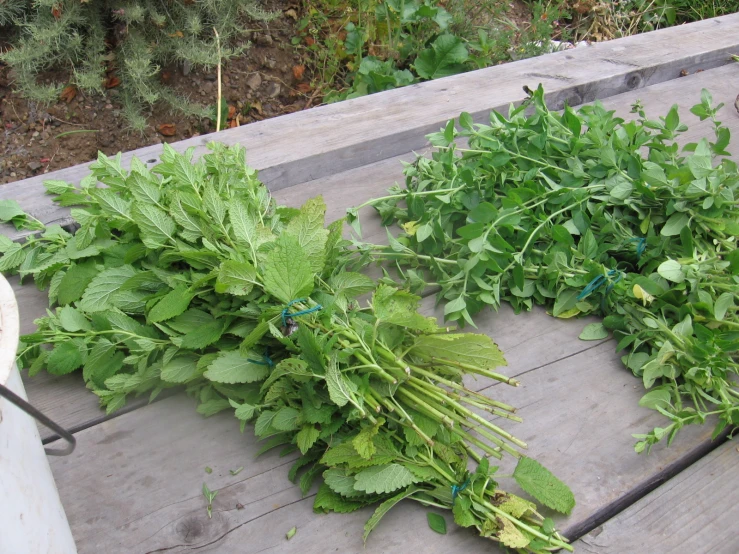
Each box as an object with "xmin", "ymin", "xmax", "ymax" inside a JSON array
[
  {"xmin": 247, "ymin": 348, "xmax": 274, "ymax": 368},
  {"xmin": 627, "ymin": 237, "xmax": 647, "ymax": 259},
  {"xmin": 578, "ymin": 269, "xmax": 623, "ymax": 301},
  {"xmin": 451, "ymin": 477, "xmax": 471, "ymax": 504},
  {"xmin": 281, "ymin": 298, "xmax": 323, "ymax": 327}
]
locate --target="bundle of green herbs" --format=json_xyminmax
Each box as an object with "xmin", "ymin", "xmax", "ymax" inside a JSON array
[
  {"xmin": 349, "ymin": 86, "xmax": 739, "ymax": 453},
  {"xmin": 0, "ymin": 143, "xmax": 573, "ymax": 552}
]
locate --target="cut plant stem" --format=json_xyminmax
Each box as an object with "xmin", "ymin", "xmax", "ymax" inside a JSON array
[{"xmin": 415, "ymin": 356, "xmax": 519, "ymax": 386}]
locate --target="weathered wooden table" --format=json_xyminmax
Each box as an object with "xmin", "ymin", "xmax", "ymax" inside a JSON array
[{"xmin": 3, "ymin": 14, "xmax": 739, "ymax": 554}]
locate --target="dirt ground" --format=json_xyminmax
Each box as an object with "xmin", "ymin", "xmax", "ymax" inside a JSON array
[{"xmin": 0, "ymin": 1, "xmax": 313, "ymax": 184}]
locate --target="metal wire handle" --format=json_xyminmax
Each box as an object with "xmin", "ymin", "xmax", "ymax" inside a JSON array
[{"xmin": 0, "ymin": 383, "xmax": 76, "ymax": 456}]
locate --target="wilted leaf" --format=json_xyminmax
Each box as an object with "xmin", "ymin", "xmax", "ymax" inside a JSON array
[
  {"xmin": 60, "ymin": 85, "xmax": 77, "ymax": 104},
  {"xmin": 157, "ymin": 123, "xmax": 176, "ymax": 136}
]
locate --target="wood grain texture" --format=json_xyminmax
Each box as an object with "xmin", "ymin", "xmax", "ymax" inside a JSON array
[
  {"xmin": 575, "ymin": 441, "xmax": 739, "ymax": 553},
  {"xmin": 2, "ymin": 14, "xmax": 739, "ymax": 241},
  {"xmin": 46, "ymin": 334, "xmax": 716, "ymax": 554}
]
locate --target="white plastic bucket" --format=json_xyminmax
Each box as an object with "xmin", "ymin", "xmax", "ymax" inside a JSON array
[{"xmin": 0, "ymin": 274, "xmax": 78, "ymax": 554}]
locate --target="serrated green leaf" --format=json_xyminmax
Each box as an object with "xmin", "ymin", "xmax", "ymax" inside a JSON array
[
  {"xmin": 83, "ymin": 338, "xmax": 124, "ymax": 386},
  {"xmin": 285, "ymin": 196, "xmax": 329, "ymax": 273},
  {"xmin": 0, "ymin": 243, "xmax": 26, "ymax": 271},
  {"xmin": 296, "ymin": 425, "xmax": 321, "ymax": 454},
  {"xmin": 314, "ymin": 483, "xmax": 366, "ymax": 514},
  {"xmin": 452, "ymin": 495, "xmax": 477, "ymax": 528},
  {"xmin": 353, "ymin": 420, "xmax": 381, "ymax": 460},
  {"xmin": 204, "ymin": 351, "xmax": 270, "ymax": 384},
  {"xmin": 372, "ymin": 285, "xmax": 437, "ymax": 331},
  {"xmin": 414, "ymin": 34, "xmax": 468, "ymax": 79},
  {"xmin": 161, "ymin": 354, "xmax": 200, "ymax": 383},
  {"xmin": 329, "ymin": 272, "xmax": 375, "ymax": 299},
  {"xmin": 512, "ymin": 457, "xmax": 575, "ymax": 514},
  {"xmin": 263, "ymin": 234, "xmax": 315, "ymax": 304},
  {"xmin": 58, "ymin": 306, "xmax": 91, "ymax": 332},
  {"xmin": 78, "ymin": 265, "xmax": 137, "ymax": 312},
  {"xmin": 93, "ymin": 189, "xmax": 132, "ymax": 221},
  {"xmin": 273, "ymin": 406, "xmax": 301, "ymax": 431},
  {"xmin": 179, "ymin": 319, "xmax": 225, "ymax": 350},
  {"xmin": 410, "ymin": 333, "xmax": 506, "ymax": 370},
  {"xmin": 147, "ymin": 284, "xmax": 194, "ymax": 323},
  {"xmin": 215, "ymin": 260, "xmax": 258, "ymax": 296},
  {"xmin": 324, "ymin": 468, "xmax": 362, "ymax": 497},
  {"xmin": 132, "ymin": 203, "xmax": 176, "ymax": 248},
  {"xmin": 48, "ymin": 341, "xmax": 84, "ymax": 375},
  {"xmin": 353, "ymin": 464, "xmax": 418, "ymax": 495},
  {"xmin": 325, "ymin": 354, "xmax": 358, "ymax": 408}
]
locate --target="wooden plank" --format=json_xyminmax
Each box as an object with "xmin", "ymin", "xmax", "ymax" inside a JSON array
[
  {"xmin": 19, "ymin": 61, "xmax": 739, "ymax": 440},
  {"xmin": 575, "ymin": 441, "xmax": 739, "ymax": 553},
  {"xmin": 46, "ymin": 333, "xmax": 716, "ymax": 553},
  {"xmin": 2, "ymin": 14, "xmax": 739, "ymax": 241}
]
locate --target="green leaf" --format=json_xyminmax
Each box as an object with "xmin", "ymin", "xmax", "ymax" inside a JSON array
[
  {"xmin": 204, "ymin": 351, "xmax": 270, "ymax": 384},
  {"xmin": 178, "ymin": 319, "xmax": 225, "ymax": 350},
  {"xmin": 410, "ymin": 333, "xmax": 506, "ymax": 370},
  {"xmin": 314, "ymin": 483, "xmax": 366, "ymax": 514},
  {"xmin": 426, "ymin": 513, "xmax": 447, "ymax": 535},
  {"xmin": 273, "ymin": 406, "xmax": 301, "ymax": 431},
  {"xmin": 661, "ymin": 213, "xmax": 689, "ymax": 236},
  {"xmin": 285, "ymin": 196, "xmax": 329, "ymax": 273},
  {"xmin": 132, "ymin": 203, "xmax": 176, "ymax": 248},
  {"xmin": 363, "ymin": 486, "xmax": 421, "ymax": 541},
  {"xmin": 78, "ymin": 265, "xmax": 137, "ymax": 312},
  {"xmin": 329, "ymin": 272, "xmax": 376, "ymax": 299},
  {"xmin": 215, "ymin": 260, "xmax": 258, "ymax": 296},
  {"xmin": 229, "ymin": 398, "xmax": 257, "ymax": 421},
  {"xmin": 414, "ymin": 34, "xmax": 468, "ymax": 79},
  {"xmin": 512, "ymin": 457, "xmax": 575, "ymax": 515},
  {"xmin": 452, "ymin": 495, "xmax": 477, "ymax": 528},
  {"xmin": 353, "ymin": 464, "xmax": 419, "ymax": 495},
  {"xmin": 58, "ymin": 306, "xmax": 91, "ymax": 332},
  {"xmin": 161, "ymin": 354, "xmax": 200, "ymax": 383},
  {"xmin": 353, "ymin": 420, "xmax": 382, "ymax": 460},
  {"xmin": 325, "ymin": 354, "xmax": 358, "ymax": 408},
  {"xmin": 372, "ymin": 285, "xmax": 437, "ymax": 331},
  {"xmin": 0, "ymin": 243, "xmax": 27, "ymax": 271},
  {"xmin": 579, "ymin": 323, "xmax": 608, "ymax": 341},
  {"xmin": 296, "ymin": 425, "xmax": 320, "ymax": 454},
  {"xmin": 148, "ymin": 285, "xmax": 194, "ymax": 323},
  {"xmin": 324, "ymin": 468, "xmax": 362, "ymax": 497},
  {"xmin": 286, "ymin": 527, "xmax": 297, "ymax": 541},
  {"xmin": 263, "ymin": 234, "xmax": 315, "ymax": 304},
  {"xmin": 48, "ymin": 341, "xmax": 84, "ymax": 375},
  {"xmin": 714, "ymin": 292, "xmax": 734, "ymax": 321},
  {"xmin": 657, "ymin": 260, "xmax": 685, "ymax": 283},
  {"xmin": 83, "ymin": 339, "xmax": 124, "ymax": 386},
  {"xmin": 638, "ymin": 389, "xmax": 672, "ymax": 410}
]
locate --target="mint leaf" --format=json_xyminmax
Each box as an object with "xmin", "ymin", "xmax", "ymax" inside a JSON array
[
  {"xmin": 426, "ymin": 512, "xmax": 447, "ymax": 535},
  {"xmin": 353, "ymin": 463, "xmax": 418, "ymax": 495},
  {"xmin": 161, "ymin": 354, "xmax": 200, "ymax": 383},
  {"xmin": 329, "ymin": 272, "xmax": 375, "ymax": 299},
  {"xmin": 204, "ymin": 351, "xmax": 270, "ymax": 384},
  {"xmin": 215, "ymin": 260, "xmax": 259, "ymax": 296},
  {"xmin": 263, "ymin": 234, "xmax": 314, "ymax": 304},
  {"xmin": 273, "ymin": 407, "xmax": 301, "ymax": 431},
  {"xmin": 83, "ymin": 338, "xmax": 124, "ymax": 386},
  {"xmin": 132, "ymin": 203, "xmax": 176, "ymax": 248},
  {"xmin": 372, "ymin": 285, "xmax": 437, "ymax": 331},
  {"xmin": 58, "ymin": 306, "xmax": 91, "ymax": 332},
  {"xmin": 285, "ymin": 196, "xmax": 329, "ymax": 273},
  {"xmin": 48, "ymin": 341, "xmax": 84, "ymax": 375},
  {"xmin": 363, "ymin": 486, "xmax": 421, "ymax": 541},
  {"xmin": 78, "ymin": 265, "xmax": 137, "ymax": 312},
  {"xmin": 512, "ymin": 457, "xmax": 575, "ymax": 514},
  {"xmin": 314, "ymin": 484, "xmax": 365, "ymax": 514},
  {"xmin": 296, "ymin": 425, "xmax": 320, "ymax": 454},
  {"xmin": 325, "ymin": 355, "xmax": 357, "ymax": 408}
]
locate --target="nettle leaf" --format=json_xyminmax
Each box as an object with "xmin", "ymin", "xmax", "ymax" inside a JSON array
[
  {"xmin": 410, "ymin": 333, "xmax": 506, "ymax": 370},
  {"xmin": 160, "ymin": 354, "xmax": 200, "ymax": 383},
  {"xmin": 147, "ymin": 285, "xmax": 194, "ymax": 323},
  {"xmin": 78, "ymin": 265, "xmax": 137, "ymax": 312},
  {"xmin": 58, "ymin": 306, "xmax": 91, "ymax": 332},
  {"xmin": 353, "ymin": 463, "xmax": 419, "ymax": 495},
  {"xmin": 324, "ymin": 468, "xmax": 363, "ymax": 497},
  {"xmin": 262, "ymin": 234, "xmax": 315, "ymax": 304},
  {"xmin": 204, "ymin": 351, "xmax": 270, "ymax": 384},
  {"xmin": 48, "ymin": 341, "xmax": 84, "ymax": 375},
  {"xmin": 296, "ymin": 425, "xmax": 320, "ymax": 454},
  {"xmin": 285, "ymin": 196, "xmax": 329, "ymax": 273},
  {"xmin": 83, "ymin": 338, "xmax": 124, "ymax": 386},
  {"xmin": 372, "ymin": 284, "xmax": 437, "ymax": 331},
  {"xmin": 314, "ymin": 483, "xmax": 366, "ymax": 515},
  {"xmin": 414, "ymin": 34, "xmax": 468, "ymax": 79},
  {"xmin": 215, "ymin": 260, "xmax": 259, "ymax": 296},
  {"xmin": 512, "ymin": 457, "xmax": 575, "ymax": 514},
  {"xmin": 132, "ymin": 203, "xmax": 176, "ymax": 248},
  {"xmin": 329, "ymin": 272, "xmax": 375, "ymax": 299},
  {"xmin": 178, "ymin": 319, "xmax": 225, "ymax": 350},
  {"xmin": 325, "ymin": 355, "xmax": 358, "ymax": 408}
]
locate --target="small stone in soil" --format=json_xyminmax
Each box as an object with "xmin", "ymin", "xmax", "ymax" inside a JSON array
[
  {"xmin": 256, "ymin": 34, "xmax": 273, "ymax": 47},
  {"xmin": 27, "ymin": 161, "xmax": 42, "ymax": 171},
  {"xmin": 266, "ymin": 82, "xmax": 281, "ymax": 98},
  {"xmin": 204, "ymin": 74, "xmax": 217, "ymax": 81},
  {"xmin": 246, "ymin": 73, "xmax": 262, "ymax": 90}
]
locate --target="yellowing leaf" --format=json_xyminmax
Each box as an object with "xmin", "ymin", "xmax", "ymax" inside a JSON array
[{"xmin": 633, "ymin": 284, "xmax": 655, "ymax": 306}]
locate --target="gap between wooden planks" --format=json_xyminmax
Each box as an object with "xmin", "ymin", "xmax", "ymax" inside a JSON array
[
  {"xmin": 1, "ymin": 14, "xmax": 739, "ymax": 243},
  {"xmin": 20, "ymin": 61, "xmax": 739, "ymax": 441}
]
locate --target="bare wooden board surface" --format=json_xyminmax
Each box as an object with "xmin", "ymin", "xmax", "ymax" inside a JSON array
[
  {"xmin": 575, "ymin": 440, "xmax": 739, "ymax": 553},
  {"xmin": 2, "ymin": 14, "xmax": 739, "ymax": 242},
  {"xmin": 18, "ymin": 62, "xmax": 739, "ymax": 440},
  {"xmin": 46, "ymin": 323, "xmax": 716, "ymax": 554}
]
